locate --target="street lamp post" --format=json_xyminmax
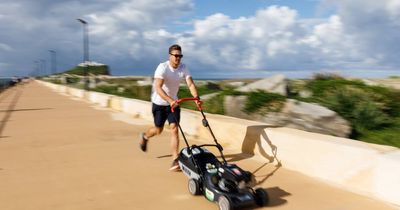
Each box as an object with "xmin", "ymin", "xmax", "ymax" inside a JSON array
[
  {"xmin": 34, "ymin": 60, "xmax": 40, "ymax": 77},
  {"xmin": 39, "ymin": 59, "xmax": 46, "ymax": 76},
  {"xmin": 77, "ymin": 18, "xmax": 89, "ymax": 90},
  {"xmin": 49, "ymin": 50, "xmax": 57, "ymax": 75}
]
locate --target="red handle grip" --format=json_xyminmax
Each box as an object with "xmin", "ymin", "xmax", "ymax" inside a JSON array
[{"xmin": 171, "ymin": 97, "xmax": 202, "ymax": 112}]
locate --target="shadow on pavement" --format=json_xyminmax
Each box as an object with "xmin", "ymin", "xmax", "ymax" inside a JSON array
[
  {"xmin": 0, "ymin": 108, "xmax": 52, "ymax": 112},
  {"xmin": 0, "ymin": 84, "xmax": 54, "ymax": 138},
  {"xmin": 218, "ymin": 125, "xmax": 283, "ymax": 183},
  {"xmin": 265, "ymin": 186, "xmax": 291, "ymax": 207},
  {"xmin": 157, "ymin": 154, "xmax": 172, "ymax": 159},
  {"xmin": 0, "ymin": 88, "xmax": 22, "ymax": 138},
  {"xmin": 251, "ymin": 162, "xmax": 282, "ymax": 186},
  {"xmin": 241, "ymin": 125, "xmax": 282, "ymax": 165}
]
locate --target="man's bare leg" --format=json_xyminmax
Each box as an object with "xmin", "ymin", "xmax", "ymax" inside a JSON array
[
  {"xmin": 145, "ymin": 126, "xmax": 163, "ymax": 139},
  {"xmin": 170, "ymin": 123, "xmax": 179, "ymax": 160},
  {"xmin": 140, "ymin": 126, "xmax": 163, "ymax": 152}
]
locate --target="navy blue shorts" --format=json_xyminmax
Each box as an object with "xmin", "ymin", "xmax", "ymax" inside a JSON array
[{"xmin": 152, "ymin": 103, "xmax": 180, "ymax": 128}]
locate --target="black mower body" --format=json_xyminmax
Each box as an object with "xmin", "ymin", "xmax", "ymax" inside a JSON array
[
  {"xmin": 172, "ymin": 98, "xmax": 268, "ymax": 210},
  {"xmin": 178, "ymin": 146, "xmax": 266, "ymax": 210}
]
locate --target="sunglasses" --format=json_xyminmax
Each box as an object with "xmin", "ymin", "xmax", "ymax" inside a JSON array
[{"xmin": 170, "ymin": 53, "xmax": 183, "ymax": 58}]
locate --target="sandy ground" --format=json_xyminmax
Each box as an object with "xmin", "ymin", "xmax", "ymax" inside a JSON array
[{"xmin": 0, "ymin": 81, "xmax": 397, "ymax": 210}]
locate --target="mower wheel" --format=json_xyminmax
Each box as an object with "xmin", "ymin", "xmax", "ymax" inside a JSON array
[
  {"xmin": 218, "ymin": 195, "xmax": 233, "ymax": 210},
  {"xmin": 188, "ymin": 179, "xmax": 201, "ymax": 195},
  {"xmin": 254, "ymin": 188, "xmax": 269, "ymax": 206}
]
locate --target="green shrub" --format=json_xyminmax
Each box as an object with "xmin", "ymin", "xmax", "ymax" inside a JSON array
[
  {"xmin": 64, "ymin": 65, "xmax": 110, "ymax": 75},
  {"xmin": 178, "ymin": 84, "xmax": 223, "ymax": 112},
  {"xmin": 178, "ymin": 85, "xmax": 221, "ymax": 98},
  {"xmin": 93, "ymin": 85, "xmax": 119, "ymax": 95},
  {"xmin": 312, "ymin": 73, "xmax": 344, "ymax": 80},
  {"xmin": 243, "ymin": 90, "xmax": 286, "ymax": 114},
  {"xmin": 92, "ymin": 85, "xmax": 151, "ymax": 101},
  {"xmin": 360, "ymin": 118, "xmax": 400, "ymax": 148},
  {"xmin": 202, "ymin": 94, "xmax": 225, "ymax": 114},
  {"xmin": 126, "ymin": 85, "xmax": 152, "ymax": 101},
  {"xmin": 303, "ymin": 76, "xmax": 400, "ymax": 147},
  {"xmin": 66, "ymin": 77, "xmax": 80, "ymax": 84}
]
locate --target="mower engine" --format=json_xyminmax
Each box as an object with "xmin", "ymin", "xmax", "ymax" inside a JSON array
[{"xmin": 216, "ymin": 164, "xmax": 252, "ymax": 192}]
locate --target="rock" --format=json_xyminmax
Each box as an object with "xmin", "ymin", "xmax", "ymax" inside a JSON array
[
  {"xmin": 224, "ymin": 96, "xmax": 351, "ymax": 137},
  {"xmin": 227, "ymin": 81, "xmax": 245, "ymax": 87},
  {"xmin": 224, "ymin": 95, "xmax": 250, "ymax": 119},
  {"xmin": 137, "ymin": 77, "xmax": 153, "ymax": 86},
  {"xmin": 299, "ymin": 90, "xmax": 312, "ymax": 98},
  {"xmin": 279, "ymin": 99, "xmax": 351, "ymax": 137},
  {"xmin": 200, "ymin": 92, "xmax": 219, "ymax": 101},
  {"xmin": 236, "ymin": 74, "xmax": 288, "ymax": 96},
  {"xmin": 96, "ymin": 81, "xmax": 113, "ymax": 86},
  {"xmin": 89, "ymin": 77, "xmax": 97, "ymax": 89},
  {"xmin": 284, "ymin": 99, "xmax": 335, "ymax": 121},
  {"xmin": 60, "ymin": 76, "xmax": 67, "ymax": 84},
  {"xmin": 205, "ymin": 82, "xmax": 221, "ymax": 90},
  {"xmin": 117, "ymin": 87, "xmax": 125, "ymax": 93},
  {"xmin": 362, "ymin": 79, "xmax": 379, "ymax": 86}
]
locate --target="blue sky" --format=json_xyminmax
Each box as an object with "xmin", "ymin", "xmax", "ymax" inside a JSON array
[{"xmin": 0, "ymin": 0, "xmax": 399, "ymax": 79}]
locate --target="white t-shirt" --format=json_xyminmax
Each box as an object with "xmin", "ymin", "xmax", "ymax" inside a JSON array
[{"xmin": 151, "ymin": 61, "xmax": 191, "ymax": 106}]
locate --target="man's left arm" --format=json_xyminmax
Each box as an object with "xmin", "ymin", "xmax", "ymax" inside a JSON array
[{"xmin": 186, "ymin": 77, "xmax": 199, "ymax": 99}]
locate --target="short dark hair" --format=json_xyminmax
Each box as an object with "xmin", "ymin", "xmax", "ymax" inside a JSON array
[{"xmin": 169, "ymin": 44, "xmax": 182, "ymax": 54}]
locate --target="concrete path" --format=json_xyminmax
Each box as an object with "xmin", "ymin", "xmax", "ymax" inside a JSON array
[{"xmin": 0, "ymin": 81, "xmax": 397, "ymax": 210}]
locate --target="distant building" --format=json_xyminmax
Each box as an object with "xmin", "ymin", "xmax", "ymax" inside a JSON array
[{"xmin": 78, "ymin": 61, "xmax": 107, "ymax": 67}]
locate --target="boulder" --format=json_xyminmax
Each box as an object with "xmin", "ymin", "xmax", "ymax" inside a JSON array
[
  {"xmin": 227, "ymin": 81, "xmax": 245, "ymax": 87},
  {"xmin": 276, "ymin": 99, "xmax": 351, "ymax": 137},
  {"xmin": 137, "ymin": 77, "xmax": 153, "ymax": 86},
  {"xmin": 224, "ymin": 95, "xmax": 249, "ymax": 119},
  {"xmin": 224, "ymin": 96, "xmax": 351, "ymax": 137},
  {"xmin": 236, "ymin": 74, "xmax": 288, "ymax": 96},
  {"xmin": 200, "ymin": 92, "xmax": 219, "ymax": 101}
]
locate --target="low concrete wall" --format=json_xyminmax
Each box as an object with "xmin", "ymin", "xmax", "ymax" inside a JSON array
[
  {"xmin": 88, "ymin": 91, "xmax": 110, "ymax": 107},
  {"xmin": 256, "ymin": 127, "xmax": 399, "ymax": 204},
  {"xmin": 37, "ymin": 80, "xmax": 400, "ymax": 207}
]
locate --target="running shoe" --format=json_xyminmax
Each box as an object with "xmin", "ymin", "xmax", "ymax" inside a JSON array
[
  {"xmin": 169, "ymin": 158, "xmax": 181, "ymax": 172},
  {"xmin": 139, "ymin": 133, "xmax": 148, "ymax": 152}
]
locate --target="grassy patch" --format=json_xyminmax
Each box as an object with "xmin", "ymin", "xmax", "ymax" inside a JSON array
[
  {"xmin": 178, "ymin": 84, "xmax": 222, "ymax": 111},
  {"xmin": 64, "ymin": 65, "xmax": 110, "ymax": 75},
  {"xmin": 302, "ymin": 75, "xmax": 400, "ymax": 147},
  {"xmin": 93, "ymin": 85, "xmax": 152, "ymax": 101},
  {"xmin": 243, "ymin": 90, "xmax": 286, "ymax": 114}
]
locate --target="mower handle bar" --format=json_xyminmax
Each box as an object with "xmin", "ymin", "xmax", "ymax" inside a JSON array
[
  {"xmin": 170, "ymin": 97, "xmax": 228, "ymax": 164},
  {"xmin": 171, "ymin": 97, "xmax": 202, "ymax": 112},
  {"xmin": 190, "ymin": 143, "xmax": 223, "ymax": 152}
]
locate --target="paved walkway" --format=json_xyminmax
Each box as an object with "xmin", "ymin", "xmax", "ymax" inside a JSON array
[{"xmin": 0, "ymin": 81, "xmax": 397, "ymax": 210}]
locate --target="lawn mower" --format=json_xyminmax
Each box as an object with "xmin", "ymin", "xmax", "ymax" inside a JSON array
[{"xmin": 171, "ymin": 97, "xmax": 269, "ymax": 210}]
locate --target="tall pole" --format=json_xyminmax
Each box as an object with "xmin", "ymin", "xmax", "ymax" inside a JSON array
[
  {"xmin": 34, "ymin": 60, "xmax": 40, "ymax": 77},
  {"xmin": 77, "ymin": 18, "xmax": 89, "ymax": 90},
  {"xmin": 49, "ymin": 50, "xmax": 57, "ymax": 75},
  {"xmin": 40, "ymin": 59, "xmax": 46, "ymax": 76}
]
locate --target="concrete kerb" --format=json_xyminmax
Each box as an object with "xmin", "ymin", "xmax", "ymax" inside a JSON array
[
  {"xmin": 120, "ymin": 98, "xmax": 153, "ymax": 122},
  {"xmin": 36, "ymin": 80, "xmax": 400, "ymax": 207},
  {"xmin": 87, "ymin": 91, "xmax": 110, "ymax": 108},
  {"xmin": 374, "ymin": 150, "xmax": 400, "ymax": 205}
]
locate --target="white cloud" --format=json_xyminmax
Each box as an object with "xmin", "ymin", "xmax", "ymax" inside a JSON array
[
  {"xmin": 0, "ymin": 0, "xmax": 193, "ymax": 76},
  {"xmin": 0, "ymin": 0, "xmax": 398, "ymax": 77},
  {"xmin": 85, "ymin": 0, "xmax": 193, "ymax": 62},
  {"xmin": 176, "ymin": 2, "xmax": 400, "ymax": 76},
  {"xmin": 0, "ymin": 43, "xmax": 13, "ymax": 51},
  {"xmin": 325, "ymin": 0, "xmax": 400, "ymax": 69},
  {"xmin": 387, "ymin": 0, "xmax": 400, "ymax": 19}
]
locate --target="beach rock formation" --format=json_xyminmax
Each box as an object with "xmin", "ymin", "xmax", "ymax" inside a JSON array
[
  {"xmin": 236, "ymin": 74, "xmax": 288, "ymax": 96},
  {"xmin": 224, "ymin": 97, "xmax": 351, "ymax": 137}
]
